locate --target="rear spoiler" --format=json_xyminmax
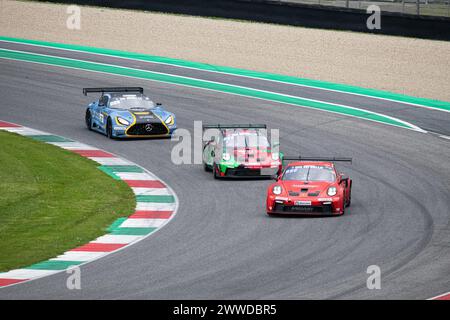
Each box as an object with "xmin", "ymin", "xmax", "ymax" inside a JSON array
[
  {"xmin": 83, "ymin": 87, "xmax": 144, "ymax": 96},
  {"xmin": 283, "ymin": 156, "xmax": 352, "ymax": 163},
  {"xmin": 202, "ymin": 124, "xmax": 267, "ymax": 130}
]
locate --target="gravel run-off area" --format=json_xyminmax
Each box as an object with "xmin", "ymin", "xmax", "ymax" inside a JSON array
[{"xmin": 0, "ymin": 0, "xmax": 449, "ymax": 101}]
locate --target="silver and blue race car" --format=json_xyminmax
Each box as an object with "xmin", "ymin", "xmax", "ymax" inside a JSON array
[{"xmin": 83, "ymin": 87, "xmax": 176, "ymax": 139}]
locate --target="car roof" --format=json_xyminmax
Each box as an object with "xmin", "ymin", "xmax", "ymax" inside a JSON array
[
  {"xmin": 222, "ymin": 129, "xmax": 264, "ymax": 135},
  {"xmin": 287, "ymin": 161, "xmax": 334, "ymax": 167}
]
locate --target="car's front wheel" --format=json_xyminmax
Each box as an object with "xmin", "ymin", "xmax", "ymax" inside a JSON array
[
  {"xmin": 346, "ymin": 185, "xmax": 352, "ymax": 207},
  {"xmin": 106, "ymin": 118, "xmax": 114, "ymax": 139},
  {"xmin": 204, "ymin": 162, "xmax": 212, "ymax": 172},
  {"xmin": 85, "ymin": 110, "xmax": 92, "ymax": 130}
]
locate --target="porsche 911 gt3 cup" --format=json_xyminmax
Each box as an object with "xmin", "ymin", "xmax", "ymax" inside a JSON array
[
  {"xmin": 84, "ymin": 87, "xmax": 176, "ymax": 139},
  {"xmin": 267, "ymin": 157, "xmax": 353, "ymax": 216}
]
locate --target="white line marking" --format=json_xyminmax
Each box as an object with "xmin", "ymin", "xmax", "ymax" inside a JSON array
[
  {"xmin": 48, "ymin": 142, "xmax": 99, "ymax": 150},
  {"xmin": 50, "ymin": 251, "xmax": 107, "ymax": 262},
  {"xmin": 132, "ymin": 187, "xmax": 172, "ymax": 196},
  {"xmin": 120, "ymin": 218, "xmax": 167, "ymax": 228},
  {"xmin": 92, "ymin": 234, "xmax": 143, "ymax": 244},
  {"xmin": 2, "ymin": 127, "xmax": 49, "ymax": 135},
  {"xmin": 87, "ymin": 157, "xmax": 133, "ymax": 166},
  {"xmin": 0, "ymin": 269, "xmax": 59, "ymax": 280},
  {"xmin": 116, "ymin": 172, "xmax": 158, "ymax": 180},
  {"xmin": 136, "ymin": 202, "xmax": 176, "ymax": 211}
]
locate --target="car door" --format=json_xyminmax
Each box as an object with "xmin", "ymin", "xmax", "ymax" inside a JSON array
[{"xmin": 94, "ymin": 95, "xmax": 109, "ymax": 131}]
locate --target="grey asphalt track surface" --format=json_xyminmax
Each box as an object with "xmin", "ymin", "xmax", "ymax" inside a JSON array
[{"xmin": 0, "ymin": 43, "xmax": 449, "ymax": 299}]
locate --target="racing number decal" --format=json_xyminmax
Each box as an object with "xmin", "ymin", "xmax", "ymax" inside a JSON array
[
  {"xmin": 93, "ymin": 109, "xmax": 106, "ymax": 127},
  {"xmin": 98, "ymin": 112, "xmax": 105, "ymax": 124}
]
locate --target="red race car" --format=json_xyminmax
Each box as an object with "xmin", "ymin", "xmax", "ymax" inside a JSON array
[{"xmin": 266, "ymin": 157, "xmax": 352, "ymax": 216}]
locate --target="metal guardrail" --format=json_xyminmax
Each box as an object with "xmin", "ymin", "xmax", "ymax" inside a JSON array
[{"xmin": 262, "ymin": 0, "xmax": 450, "ymax": 17}]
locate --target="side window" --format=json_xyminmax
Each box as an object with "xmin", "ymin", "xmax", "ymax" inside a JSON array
[{"xmin": 98, "ymin": 95, "xmax": 109, "ymax": 107}]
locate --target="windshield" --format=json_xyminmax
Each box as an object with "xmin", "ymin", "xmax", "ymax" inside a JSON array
[
  {"xmin": 108, "ymin": 94, "xmax": 155, "ymax": 110},
  {"xmin": 223, "ymin": 133, "xmax": 270, "ymax": 148},
  {"xmin": 282, "ymin": 165, "xmax": 336, "ymax": 182}
]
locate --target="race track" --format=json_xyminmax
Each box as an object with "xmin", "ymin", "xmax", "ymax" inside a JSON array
[{"xmin": 0, "ymin": 41, "xmax": 449, "ymax": 299}]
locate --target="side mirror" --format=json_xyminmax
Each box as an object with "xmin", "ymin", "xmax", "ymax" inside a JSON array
[{"xmin": 340, "ymin": 174, "xmax": 349, "ymax": 186}]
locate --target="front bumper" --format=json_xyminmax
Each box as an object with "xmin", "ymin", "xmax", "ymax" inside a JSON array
[
  {"xmin": 267, "ymin": 197, "xmax": 343, "ymax": 215},
  {"xmin": 221, "ymin": 164, "xmax": 280, "ymax": 178},
  {"xmin": 113, "ymin": 123, "xmax": 176, "ymax": 138}
]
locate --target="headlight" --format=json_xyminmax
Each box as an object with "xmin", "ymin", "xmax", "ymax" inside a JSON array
[
  {"xmin": 271, "ymin": 153, "xmax": 279, "ymax": 161},
  {"xmin": 116, "ymin": 117, "xmax": 130, "ymax": 126},
  {"xmin": 327, "ymin": 186, "xmax": 337, "ymax": 196},
  {"xmin": 273, "ymin": 185, "xmax": 282, "ymax": 195},
  {"xmin": 222, "ymin": 153, "xmax": 231, "ymax": 161},
  {"xmin": 165, "ymin": 115, "xmax": 174, "ymax": 126}
]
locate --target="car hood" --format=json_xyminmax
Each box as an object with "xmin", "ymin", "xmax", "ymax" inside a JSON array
[
  {"xmin": 115, "ymin": 108, "xmax": 163, "ymax": 124},
  {"xmin": 279, "ymin": 180, "xmax": 335, "ymax": 196}
]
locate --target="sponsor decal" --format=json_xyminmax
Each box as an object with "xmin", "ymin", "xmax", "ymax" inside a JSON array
[{"xmin": 295, "ymin": 200, "xmax": 312, "ymax": 206}]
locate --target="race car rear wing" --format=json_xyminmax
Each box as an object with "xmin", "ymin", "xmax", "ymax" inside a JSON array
[
  {"xmin": 83, "ymin": 87, "xmax": 144, "ymax": 96},
  {"xmin": 283, "ymin": 156, "xmax": 352, "ymax": 163},
  {"xmin": 202, "ymin": 124, "xmax": 267, "ymax": 130}
]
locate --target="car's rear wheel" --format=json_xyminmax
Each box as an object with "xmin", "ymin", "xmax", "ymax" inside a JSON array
[
  {"xmin": 346, "ymin": 185, "xmax": 352, "ymax": 207},
  {"xmin": 85, "ymin": 110, "xmax": 92, "ymax": 130},
  {"xmin": 106, "ymin": 118, "xmax": 114, "ymax": 139}
]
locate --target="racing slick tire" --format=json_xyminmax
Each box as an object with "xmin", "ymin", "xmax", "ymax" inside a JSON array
[
  {"xmin": 106, "ymin": 117, "xmax": 114, "ymax": 139},
  {"xmin": 85, "ymin": 110, "xmax": 92, "ymax": 131},
  {"xmin": 204, "ymin": 162, "xmax": 212, "ymax": 172},
  {"xmin": 346, "ymin": 185, "xmax": 352, "ymax": 207}
]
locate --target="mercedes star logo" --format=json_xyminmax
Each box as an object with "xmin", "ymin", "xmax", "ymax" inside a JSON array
[{"xmin": 145, "ymin": 124, "xmax": 153, "ymax": 132}]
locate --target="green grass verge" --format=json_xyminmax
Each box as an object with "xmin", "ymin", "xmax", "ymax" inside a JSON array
[{"xmin": 0, "ymin": 131, "xmax": 135, "ymax": 272}]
